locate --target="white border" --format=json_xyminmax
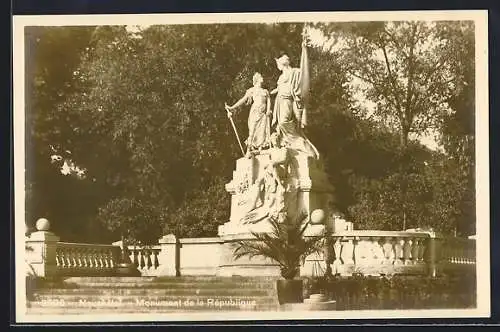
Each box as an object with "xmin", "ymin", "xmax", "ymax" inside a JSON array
[{"xmin": 13, "ymin": 10, "xmax": 490, "ymax": 323}]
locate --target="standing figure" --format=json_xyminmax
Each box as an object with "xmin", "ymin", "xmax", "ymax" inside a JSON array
[
  {"xmin": 225, "ymin": 73, "xmax": 272, "ymax": 157},
  {"xmin": 271, "ymin": 54, "xmax": 319, "ymax": 159}
]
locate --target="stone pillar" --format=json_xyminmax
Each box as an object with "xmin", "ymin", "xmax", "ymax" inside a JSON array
[
  {"xmin": 25, "ymin": 219, "xmax": 60, "ymax": 278},
  {"xmin": 157, "ymin": 234, "xmax": 179, "ymax": 276}
]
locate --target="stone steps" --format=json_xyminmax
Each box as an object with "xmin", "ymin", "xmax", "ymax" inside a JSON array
[
  {"xmin": 35, "ymin": 287, "xmax": 273, "ymax": 296},
  {"xmin": 26, "ymin": 304, "xmax": 281, "ymax": 314},
  {"xmin": 31, "ymin": 294, "xmax": 276, "ymax": 302},
  {"xmin": 64, "ymin": 276, "xmax": 277, "ymax": 283},
  {"xmin": 48, "ymin": 281, "xmax": 275, "ymax": 289},
  {"xmin": 27, "ymin": 276, "xmax": 279, "ymax": 314}
]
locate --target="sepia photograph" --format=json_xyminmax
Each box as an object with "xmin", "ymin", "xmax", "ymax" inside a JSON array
[{"xmin": 13, "ymin": 11, "xmax": 490, "ymax": 323}]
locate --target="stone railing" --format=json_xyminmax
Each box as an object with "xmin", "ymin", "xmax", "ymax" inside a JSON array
[
  {"xmin": 301, "ymin": 230, "xmax": 476, "ymax": 277},
  {"xmin": 25, "ymin": 219, "xmax": 476, "ymax": 278},
  {"xmin": 118, "ymin": 244, "xmax": 163, "ymax": 276},
  {"xmin": 55, "ymin": 242, "xmax": 121, "ymax": 276},
  {"xmin": 432, "ymin": 236, "xmax": 476, "ymax": 276}
]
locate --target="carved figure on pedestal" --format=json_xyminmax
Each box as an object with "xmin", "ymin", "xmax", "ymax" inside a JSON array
[
  {"xmin": 240, "ymin": 163, "xmax": 286, "ymax": 225},
  {"xmin": 225, "ymin": 73, "xmax": 272, "ymax": 158}
]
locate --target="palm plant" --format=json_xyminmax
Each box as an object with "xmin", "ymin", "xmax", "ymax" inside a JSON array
[{"xmin": 233, "ymin": 213, "xmax": 324, "ymax": 280}]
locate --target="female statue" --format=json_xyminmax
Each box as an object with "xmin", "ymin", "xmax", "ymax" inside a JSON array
[
  {"xmin": 225, "ymin": 72, "xmax": 272, "ymax": 157},
  {"xmin": 271, "ymin": 54, "xmax": 319, "ymax": 159}
]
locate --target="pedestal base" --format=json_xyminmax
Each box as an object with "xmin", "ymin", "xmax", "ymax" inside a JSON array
[{"xmin": 217, "ymin": 232, "xmax": 281, "ymax": 277}]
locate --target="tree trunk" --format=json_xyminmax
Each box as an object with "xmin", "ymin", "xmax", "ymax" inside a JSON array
[{"xmin": 399, "ymin": 127, "xmax": 410, "ymax": 231}]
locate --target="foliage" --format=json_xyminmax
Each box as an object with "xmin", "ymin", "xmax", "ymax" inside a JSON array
[
  {"xmin": 317, "ymin": 21, "xmax": 473, "ymax": 148},
  {"xmin": 233, "ymin": 215, "xmax": 324, "ymax": 280},
  {"xmin": 305, "ymin": 273, "xmax": 476, "ymax": 310},
  {"xmin": 24, "ymin": 26, "xmax": 112, "ymax": 242},
  {"xmin": 96, "ymin": 197, "xmax": 163, "ymax": 245},
  {"xmin": 348, "ymin": 151, "xmax": 473, "ymax": 235},
  {"xmin": 314, "ymin": 21, "xmax": 475, "ymax": 231},
  {"xmin": 25, "ymin": 21, "xmax": 476, "ymax": 242}
]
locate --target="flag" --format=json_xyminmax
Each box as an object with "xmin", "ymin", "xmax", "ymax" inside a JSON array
[{"xmin": 299, "ymin": 42, "xmax": 310, "ymax": 127}]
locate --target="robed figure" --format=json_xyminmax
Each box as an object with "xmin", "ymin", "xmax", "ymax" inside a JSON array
[
  {"xmin": 270, "ymin": 44, "xmax": 319, "ymax": 159},
  {"xmin": 225, "ymin": 73, "xmax": 272, "ymax": 157}
]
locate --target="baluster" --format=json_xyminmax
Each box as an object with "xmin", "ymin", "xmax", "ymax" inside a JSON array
[
  {"xmin": 102, "ymin": 250, "xmax": 109, "ymax": 269},
  {"xmin": 153, "ymin": 250, "xmax": 159, "ymax": 269},
  {"xmin": 70, "ymin": 249, "xmax": 77, "ymax": 268},
  {"xmin": 403, "ymin": 238, "xmax": 413, "ymax": 265},
  {"xmin": 341, "ymin": 238, "xmax": 355, "ymax": 265},
  {"xmin": 332, "ymin": 237, "xmax": 342, "ymax": 274},
  {"xmin": 133, "ymin": 249, "xmax": 139, "ymax": 267},
  {"xmin": 59, "ymin": 249, "xmax": 65, "ymax": 268},
  {"xmin": 109, "ymin": 249, "xmax": 116, "ymax": 268},
  {"xmin": 394, "ymin": 238, "xmax": 404, "ymax": 265},
  {"xmin": 92, "ymin": 249, "xmax": 99, "ymax": 268},
  {"xmin": 75, "ymin": 248, "xmax": 82, "ymax": 268},
  {"xmin": 76, "ymin": 248, "xmax": 83, "ymax": 268},
  {"xmin": 55, "ymin": 248, "xmax": 61, "ymax": 267},
  {"xmin": 382, "ymin": 237, "xmax": 394, "ymax": 265},
  {"xmin": 418, "ymin": 238, "xmax": 426, "ymax": 263},
  {"xmin": 354, "ymin": 237, "xmax": 367, "ymax": 265},
  {"xmin": 98, "ymin": 249, "xmax": 105, "ymax": 269},
  {"xmin": 109, "ymin": 249, "xmax": 115, "ymax": 268},
  {"xmin": 450, "ymin": 243, "xmax": 458, "ymax": 264},
  {"xmin": 411, "ymin": 238, "xmax": 419, "ymax": 264},
  {"xmin": 372, "ymin": 237, "xmax": 383, "ymax": 264},
  {"xmin": 140, "ymin": 250, "xmax": 146, "ymax": 269},
  {"xmin": 56, "ymin": 248, "xmax": 62, "ymax": 267},
  {"xmin": 94, "ymin": 249, "xmax": 100, "ymax": 269},
  {"xmin": 82, "ymin": 248, "xmax": 92, "ymax": 269},
  {"xmin": 95, "ymin": 249, "xmax": 101, "ymax": 268},
  {"xmin": 64, "ymin": 249, "xmax": 72, "ymax": 268},
  {"xmin": 146, "ymin": 250, "xmax": 152, "ymax": 269},
  {"xmin": 86, "ymin": 249, "xmax": 93, "ymax": 268}
]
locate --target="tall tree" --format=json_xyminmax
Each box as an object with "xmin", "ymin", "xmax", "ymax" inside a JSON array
[
  {"xmin": 54, "ymin": 23, "xmax": 308, "ymax": 240},
  {"xmin": 25, "ymin": 26, "xmax": 101, "ymax": 240},
  {"xmin": 317, "ymin": 21, "xmax": 475, "ymax": 230}
]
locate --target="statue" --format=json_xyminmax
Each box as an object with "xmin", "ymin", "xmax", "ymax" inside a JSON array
[
  {"xmin": 225, "ymin": 72, "xmax": 272, "ymax": 158},
  {"xmin": 241, "ymin": 162, "xmax": 286, "ymax": 225},
  {"xmin": 239, "ymin": 132, "xmax": 289, "ymax": 225},
  {"xmin": 270, "ymin": 53, "xmax": 319, "ymax": 159}
]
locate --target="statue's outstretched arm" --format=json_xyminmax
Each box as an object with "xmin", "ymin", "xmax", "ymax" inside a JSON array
[{"xmin": 226, "ymin": 89, "xmax": 251, "ymax": 111}]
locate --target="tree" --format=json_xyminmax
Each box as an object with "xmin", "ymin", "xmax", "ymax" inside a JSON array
[
  {"xmin": 316, "ymin": 21, "xmax": 475, "ymax": 230},
  {"xmin": 24, "ymin": 26, "xmax": 106, "ymax": 241},
  {"xmin": 49, "ymin": 23, "xmax": 308, "ymax": 241}
]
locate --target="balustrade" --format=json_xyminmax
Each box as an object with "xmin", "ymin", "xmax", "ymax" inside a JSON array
[
  {"xmin": 126, "ymin": 246, "xmax": 162, "ymax": 276},
  {"xmin": 305, "ymin": 231, "xmax": 432, "ymax": 276},
  {"xmin": 27, "ymin": 227, "xmax": 476, "ymax": 278},
  {"xmin": 55, "ymin": 243, "xmax": 120, "ymax": 276}
]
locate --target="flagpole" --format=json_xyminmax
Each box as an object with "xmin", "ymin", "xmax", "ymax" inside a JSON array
[
  {"xmin": 224, "ymin": 106, "xmax": 245, "ymax": 156},
  {"xmin": 299, "ymin": 24, "xmax": 310, "ymax": 128}
]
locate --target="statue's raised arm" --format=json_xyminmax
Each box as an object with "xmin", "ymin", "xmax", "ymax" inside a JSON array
[{"xmin": 226, "ymin": 73, "xmax": 272, "ymax": 157}]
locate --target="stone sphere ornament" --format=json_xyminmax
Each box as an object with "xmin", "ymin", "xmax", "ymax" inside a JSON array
[
  {"xmin": 36, "ymin": 218, "xmax": 50, "ymax": 231},
  {"xmin": 310, "ymin": 209, "xmax": 326, "ymax": 225}
]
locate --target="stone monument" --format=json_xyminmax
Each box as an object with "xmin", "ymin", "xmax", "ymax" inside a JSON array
[{"xmin": 217, "ymin": 46, "xmax": 336, "ymax": 276}]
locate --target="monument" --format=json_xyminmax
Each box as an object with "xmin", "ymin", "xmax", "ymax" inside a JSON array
[{"xmin": 217, "ymin": 42, "xmax": 336, "ymax": 276}]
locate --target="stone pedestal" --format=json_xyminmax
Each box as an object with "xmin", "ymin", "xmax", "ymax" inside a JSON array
[
  {"xmin": 157, "ymin": 234, "xmax": 179, "ymax": 276},
  {"xmin": 217, "ymin": 150, "xmax": 335, "ymax": 276},
  {"xmin": 217, "ymin": 232, "xmax": 281, "ymax": 277},
  {"xmin": 25, "ymin": 230, "xmax": 60, "ymax": 278}
]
